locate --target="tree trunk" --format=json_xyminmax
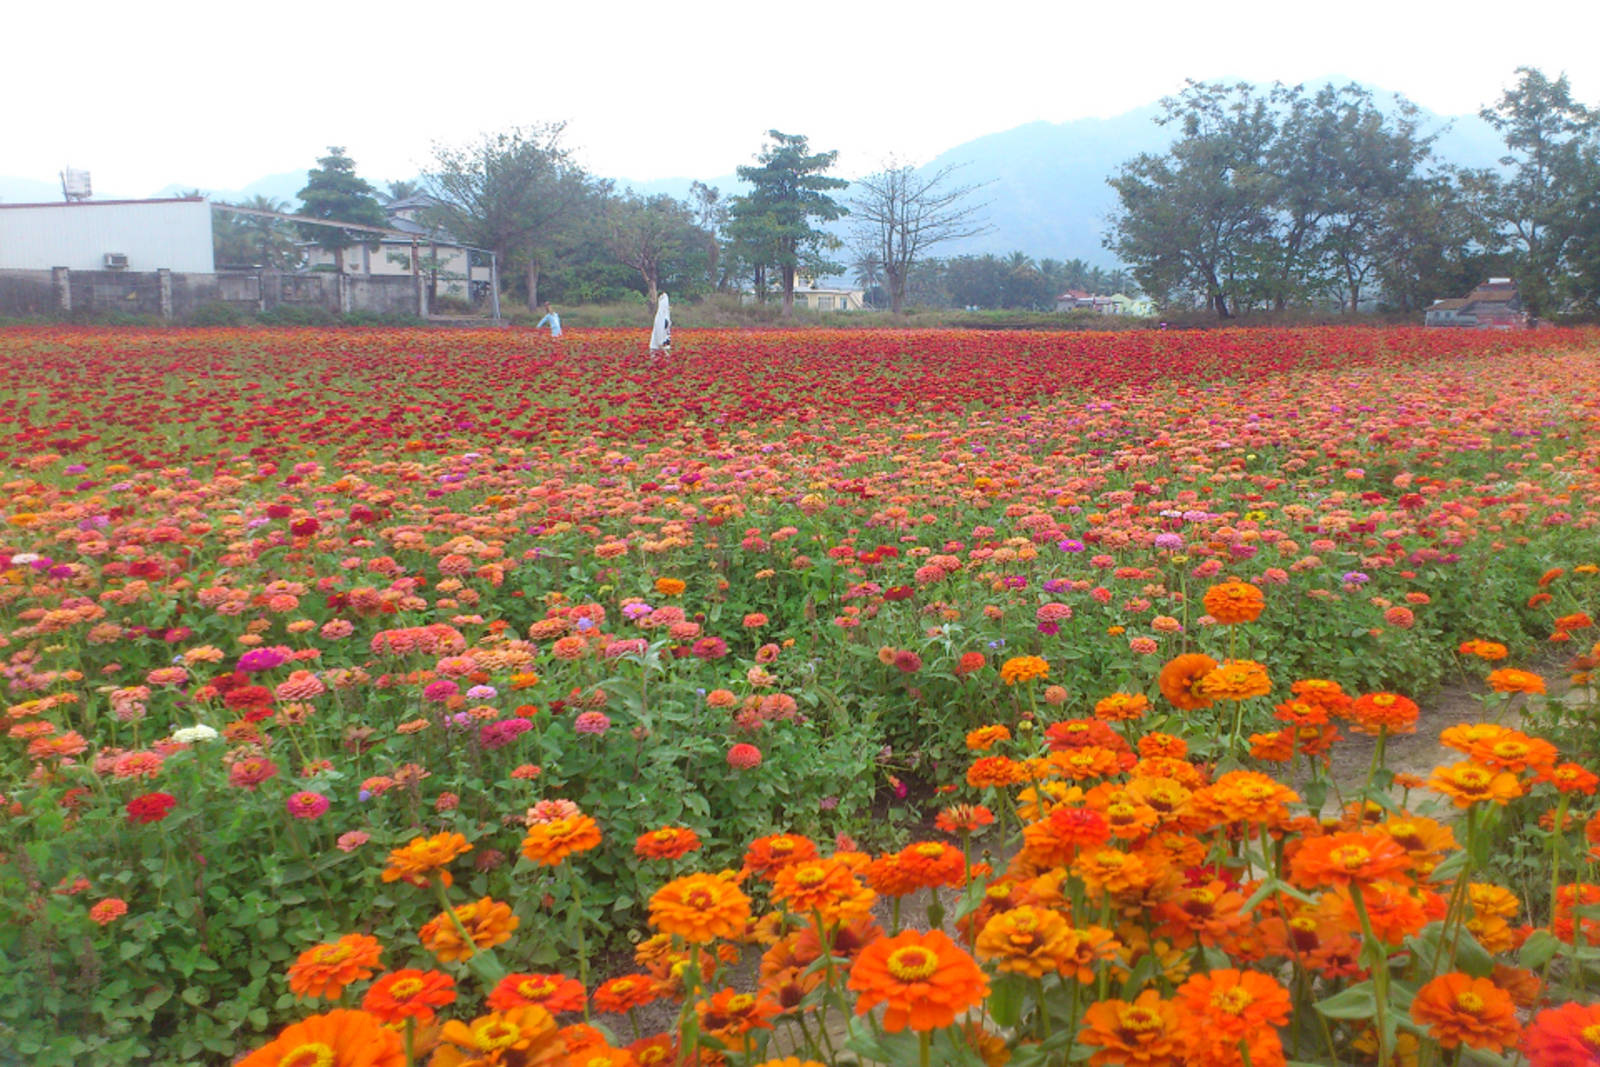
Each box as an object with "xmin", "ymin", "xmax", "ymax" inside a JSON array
[
  {"xmin": 525, "ymin": 258, "xmax": 540, "ymax": 310},
  {"xmin": 644, "ymin": 276, "xmax": 659, "ymax": 310},
  {"xmin": 888, "ymin": 267, "xmax": 907, "ymax": 316},
  {"xmin": 1212, "ymin": 292, "xmax": 1232, "ymax": 318},
  {"xmin": 781, "ymin": 264, "xmax": 796, "ymax": 318},
  {"xmin": 705, "ymin": 239, "xmax": 720, "ymax": 292}
]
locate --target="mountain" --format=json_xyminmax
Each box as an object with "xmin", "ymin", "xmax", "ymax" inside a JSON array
[
  {"xmin": 148, "ymin": 170, "xmax": 311, "ymax": 205},
  {"xmin": 0, "ymin": 175, "xmax": 75, "ymax": 204}
]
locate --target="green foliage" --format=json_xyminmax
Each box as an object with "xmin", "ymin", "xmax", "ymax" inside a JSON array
[
  {"xmin": 294, "ymin": 148, "xmax": 389, "ymax": 265},
  {"xmin": 185, "ymin": 302, "xmax": 244, "ymax": 327},
  {"xmin": 728, "ymin": 130, "xmax": 849, "ymax": 313}
]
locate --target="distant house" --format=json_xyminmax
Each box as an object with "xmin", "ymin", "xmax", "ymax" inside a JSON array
[
  {"xmin": 741, "ymin": 276, "xmax": 866, "ymax": 311},
  {"xmin": 301, "ymin": 195, "xmax": 493, "ymax": 300},
  {"xmin": 1055, "ymin": 289, "xmax": 1153, "ymax": 316},
  {"xmin": 1425, "ymin": 278, "xmax": 1529, "ymax": 329}
]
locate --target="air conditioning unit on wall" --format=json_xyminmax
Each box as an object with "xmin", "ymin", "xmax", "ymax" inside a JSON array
[{"xmin": 104, "ymin": 253, "xmax": 128, "ymax": 269}]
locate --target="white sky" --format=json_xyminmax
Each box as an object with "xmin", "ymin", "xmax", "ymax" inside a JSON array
[{"xmin": 7, "ymin": 0, "xmax": 1600, "ymax": 196}]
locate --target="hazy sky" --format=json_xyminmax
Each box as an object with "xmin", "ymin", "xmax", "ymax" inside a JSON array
[{"xmin": 8, "ymin": 0, "xmax": 1599, "ymax": 196}]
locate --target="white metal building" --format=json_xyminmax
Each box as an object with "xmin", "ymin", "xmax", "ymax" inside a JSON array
[{"xmin": 0, "ymin": 197, "xmax": 214, "ymax": 272}]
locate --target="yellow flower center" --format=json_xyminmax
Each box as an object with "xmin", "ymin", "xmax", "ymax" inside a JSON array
[
  {"xmin": 1210, "ymin": 986, "xmax": 1256, "ymax": 1015},
  {"xmin": 915, "ymin": 843, "xmax": 945, "ymax": 858},
  {"xmin": 519, "ymin": 978, "xmax": 556, "ymax": 999},
  {"xmin": 685, "ymin": 889, "xmax": 715, "ymax": 909},
  {"xmin": 1373, "ymin": 695, "xmax": 1395, "ymax": 707},
  {"xmin": 770, "ymin": 837, "xmax": 795, "ymax": 854},
  {"xmin": 474, "ymin": 1021, "xmax": 522, "ymax": 1051},
  {"xmin": 1120, "ymin": 1007, "xmax": 1161, "ymax": 1033},
  {"xmin": 794, "ymin": 865, "xmax": 827, "ymax": 887},
  {"xmin": 1097, "ymin": 853, "xmax": 1127, "ymax": 869},
  {"xmin": 389, "ymin": 977, "xmax": 425, "ymax": 999},
  {"xmin": 1190, "ymin": 889, "xmax": 1216, "ymax": 906},
  {"xmin": 886, "ymin": 945, "xmax": 939, "ymax": 981},
  {"xmin": 1331, "ymin": 845, "xmax": 1373, "ymax": 870},
  {"xmin": 727, "ymin": 994, "xmax": 755, "ymax": 1013},
  {"xmin": 653, "ymin": 829, "xmax": 677, "ymax": 843},
  {"xmin": 1581, "ymin": 1023, "xmax": 1600, "ymax": 1048},
  {"xmin": 278, "ymin": 1043, "xmax": 336, "ymax": 1067},
  {"xmin": 312, "ymin": 944, "xmax": 351, "ymax": 964}
]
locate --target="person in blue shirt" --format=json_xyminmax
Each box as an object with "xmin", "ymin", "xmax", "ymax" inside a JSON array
[{"xmin": 535, "ymin": 303, "xmax": 562, "ymax": 339}]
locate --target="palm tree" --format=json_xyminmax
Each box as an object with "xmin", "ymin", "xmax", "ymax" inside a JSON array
[
  {"xmin": 851, "ymin": 251, "xmax": 884, "ymax": 307},
  {"xmin": 383, "ymin": 180, "xmax": 422, "ymax": 203}
]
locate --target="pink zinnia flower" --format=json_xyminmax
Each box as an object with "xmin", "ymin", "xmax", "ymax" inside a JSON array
[
  {"xmin": 285, "ymin": 791, "xmax": 330, "ymax": 819},
  {"xmin": 727, "ymin": 743, "xmax": 762, "ymax": 770},
  {"xmin": 574, "ymin": 711, "xmax": 611, "ymax": 735},
  {"xmin": 336, "ymin": 831, "xmax": 370, "ymax": 852}
]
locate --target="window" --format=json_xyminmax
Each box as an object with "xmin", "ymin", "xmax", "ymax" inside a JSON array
[{"xmin": 818, "ymin": 296, "xmax": 833, "ymax": 311}]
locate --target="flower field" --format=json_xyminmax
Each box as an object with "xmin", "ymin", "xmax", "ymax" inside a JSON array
[{"xmin": 6, "ymin": 324, "xmax": 1600, "ymax": 1065}]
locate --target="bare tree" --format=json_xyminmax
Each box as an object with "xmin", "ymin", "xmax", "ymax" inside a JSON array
[{"xmin": 850, "ymin": 160, "xmax": 990, "ymax": 314}]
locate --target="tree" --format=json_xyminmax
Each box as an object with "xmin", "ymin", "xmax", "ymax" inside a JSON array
[
  {"xmin": 294, "ymin": 148, "xmax": 389, "ymax": 273},
  {"xmin": 214, "ymin": 195, "xmax": 300, "ymax": 270},
  {"xmin": 1476, "ymin": 67, "xmax": 1599, "ymax": 316},
  {"xmin": 848, "ymin": 159, "xmax": 988, "ymax": 314},
  {"xmin": 425, "ymin": 123, "xmax": 599, "ymax": 309},
  {"xmin": 603, "ymin": 193, "xmax": 710, "ymax": 307},
  {"xmin": 1106, "ymin": 83, "xmax": 1278, "ymax": 317},
  {"xmin": 851, "ymin": 250, "xmax": 885, "ymax": 309},
  {"xmin": 383, "ymin": 180, "xmax": 422, "ymax": 203},
  {"xmin": 729, "ymin": 131, "xmax": 849, "ymax": 317},
  {"xmin": 688, "ymin": 181, "xmax": 729, "ymax": 290}
]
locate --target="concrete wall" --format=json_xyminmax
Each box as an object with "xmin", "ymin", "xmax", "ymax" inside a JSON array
[
  {"xmin": 0, "ymin": 269, "xmax": 56, "ymax": 316},
  {"xmin": 0, "ymin": 199, "xmax": 215, "ymax": 272},
  {"xmin": 0, "ymin": 268, "xmax": 426, "ymax": 319}
]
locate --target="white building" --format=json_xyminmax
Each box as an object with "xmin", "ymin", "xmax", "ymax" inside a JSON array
[
  {"xmin": 301, "ymin": 195, "xmax": 493, "ymax": 299},
  {"xmin": 741, "ymin": 277, "xmax": 867, "ymax": 311},
  {"xmin": 0, "ymin": 197, "xmax": 214, "ymax": 272}
]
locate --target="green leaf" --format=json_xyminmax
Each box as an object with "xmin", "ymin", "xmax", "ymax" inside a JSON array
[
  {"xmin": 180, "ymin": 986, "xmax": 208, "ymax": 1006},
  {"xmin": 1315, "ymin": 981, "xmax": 1379, "ymax": 1019},
  {"xmin": 1517, "ymin": 929, "xmax": 1563, "ymax": 971}
]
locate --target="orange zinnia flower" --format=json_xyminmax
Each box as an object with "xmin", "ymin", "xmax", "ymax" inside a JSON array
[
  {"xmin": 1079, "ymin": 989, "xmax": 1183, "ymax": 1067},
  {"xmin": 520, "ymin": 814, "xmax": 602, "ymax": 867},
  {"xmin": 742, "ymin": 834, "xmax": 818, "ymax": 880},
  {"xmin": 847, "ymin": 929, "xmax": 989, "ymax": 1032},
  {"xmin": 771, "ymin": 857, "xmax": 875, "ymax": 923},
  {"xmin": 419, "ymin": 896, "xmax": 519, "ymax": 962},
  {"xmin": 382, "ymin": 831, "xmax": 471, "ymax": 887},
  {"xmin": 1467, "ymin": 729, "xmax": 1559, "ymax": 774},
  {"xmin": 1202, "ymin": 581, "xmax": 1265, "ymax": 624},
  {"xmin": 967, "ymin": 754, "xmax": 1029, "ymax": 790},
  {"xmin": 935, "ymin": 804, "xmax": 995, "ymax": 835},
  {"xmin": 1522, "ymin": 1001, "xmax": 1600, "ymax": 1064},
  {"xmin": 592, "ymin": 974, "xmax": 660, "ymax": 1014},
  {"xmin": 1411, "ymin": 972, "xmax": 1519, "ymax": 1051},
  {"xmin": 1173, "ymin": 967, "xmax": 1291, "ymax": 1042},
  {"xmin": 634, "ymin": 825, "xmax": 702, "ymax": 861},
  {"xmin": 486, "ymin": 972, "xmax": 587, "ymax": 1014},
  {"xmin": 965, "ymin": 724, "xmax": 1012, "ymax": 751},
  {"xmin": 1198, "ymin": 659, "xmax": 1272, "ymax": 702},
  {"xmin": 436, "ymin": 1006, "xmax": 563, "ymax": 1064},
  {"xmin": 974, "ymin": 905, "xmax": 1071, "ymax": 977},
  {"xmin": 1429, "ymin": 761, "xmax": 1524, "ymax": 808},
  {"xmin": 1094, "ymin": 692, "xmax": 1150, "ymax": 722},
  {"xmin": 236, "ymin": 1009, "xmax": 404, "ymax": 1067},
  {"xmin": 286, "ymin": 934, "xmax": 384, "ymax": 1000},
  {"xmin": 361, "ymin": 969, "xmax": 455, "ymax": 1024},
  {"xmin": 1290, "ymin": 831, "xmax": 1411, "ymax": 888},
  {"xmin": 1348, "ymin": 692, "xmax": 1419, "ymax": 735},
  {"xmin": 1538, "ymin": 762, "xmax": 1600, "ymax": 795},
  {"xmin": 696, "ymin": 986, "xmax": 781, "ymax": 1040},
  {"xmin": 1486, "ymin": 668, "xmax": 1546, "ymax": 694},
  {"xmin": 1022, "ymin": 805, "xmax": 1111, "ymax": 867},
  {"xmin": 649, "ymin": 872, "xmax": 751, "ymax": 944},
  {"xmin": 895, "ymin": 841, "xmax": 967, "ymax": 890},
  {"xmin": 1000, "ymin": 655, "xmax": 1050, "ymax": 685},
  {"xmin": 1157, "ymin": 653, "xmax": 1217, "ymax": 711}
]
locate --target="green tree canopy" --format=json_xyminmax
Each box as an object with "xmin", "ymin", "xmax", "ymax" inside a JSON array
[
  {"xmin": 728, "ymin": 131, "xmax": 849, "ymax": 316},
  {"xmin": 294, "ymin": 147, "xmax": 389, "ymax": 272}
]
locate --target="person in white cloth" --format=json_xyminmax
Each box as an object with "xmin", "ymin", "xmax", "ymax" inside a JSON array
[{"xmin": 649, "ymin": 293, "xmax": 671, "ymax": 357}]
